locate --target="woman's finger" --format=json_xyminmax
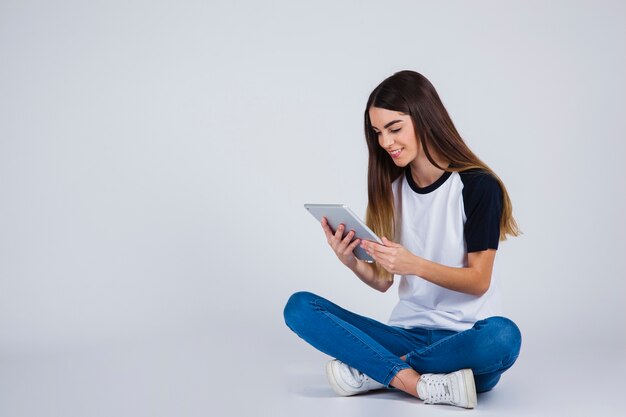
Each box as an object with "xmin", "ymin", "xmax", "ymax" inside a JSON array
[
  {"xmin": 381, "ymin": 236, "xmax": 401, "ymax": 248},
  {"xmin": 333, "ymin": 223, "xmax": 345, "ymax": 242},
  {"xmin": 341, "ymin": 230, "xmax": 355, "ymax": 244},
  {"xmin": 368, "ymin": 242, "xmax": 394, "ymax": 254},
  {"xmin": 321, "ymin": 217, "xmax": 333, "ymax": 237},
  {"xmin": 338, "ymin": 230, "xmax": 356, "ymax": 253},
  {"xmin": 334, "ymin": 229, "xmax": 352, "ymax": 252},
  {"xmin": 344, "ymin": 237, "xmax": 361, "ymax": 255}
]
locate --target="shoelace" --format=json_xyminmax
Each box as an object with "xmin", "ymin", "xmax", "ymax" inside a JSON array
[
  {"xmin": 346, "ymin": 365, "xmax": 366, "ymax": 384},
  {"xmin": 422, "ymin": 375, "xmax": 452, "ymax": 404}
]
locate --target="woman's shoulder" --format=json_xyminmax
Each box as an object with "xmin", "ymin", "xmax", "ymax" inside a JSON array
[
  {"xmin": 458, "ymin": 168, "xmax": 500, "ymax": 191},
  {"xmin": 457, "ymin": 169, "xmax": 503, "ymax": 210}
]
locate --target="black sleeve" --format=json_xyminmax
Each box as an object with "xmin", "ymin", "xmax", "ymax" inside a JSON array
[{"xmin": 460, "ymin": 170, "xmax": 503, "ymax": 252}]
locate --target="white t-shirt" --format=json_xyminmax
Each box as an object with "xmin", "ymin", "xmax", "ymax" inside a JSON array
[{"xmin": 388, "ymin": 168, "xmax": 503, "ymax": 332}]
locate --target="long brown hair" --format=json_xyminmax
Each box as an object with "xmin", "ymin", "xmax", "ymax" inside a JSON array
[{"xmin": 364, "ymin": 70, "xmax": 520, "ymax": 280}]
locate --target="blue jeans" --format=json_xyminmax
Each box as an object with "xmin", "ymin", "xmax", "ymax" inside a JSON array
[{"xmin": 283, "ymin": 291, "xmax": 521, "ymax": 393}]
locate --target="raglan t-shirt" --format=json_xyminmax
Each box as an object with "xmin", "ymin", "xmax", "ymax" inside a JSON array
[{"xmin": 388, "ymin": 168, "xmax": 503, "ymax": 332}]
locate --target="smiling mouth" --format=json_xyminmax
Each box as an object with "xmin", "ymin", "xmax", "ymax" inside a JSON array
[{"xmin": 389, "ymin": 148, "xmax": 403, "ymax": 158}]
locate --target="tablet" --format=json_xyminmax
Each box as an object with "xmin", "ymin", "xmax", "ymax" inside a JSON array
[{"xmin": 304, "ymin": 203, "xmax": 383, "ymax": 263}]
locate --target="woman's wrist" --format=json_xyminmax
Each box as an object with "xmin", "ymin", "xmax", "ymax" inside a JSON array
[
  {"xmin": 412, "ymin": 254, "xmax": 424, "ymax": 277},
  {"xmin": 352, "ymin": 259, "xmax": 373, "ymax": 279},
  {"xmin": 351, "ymin": 258, "xmax": 366, "ymax": 275}
]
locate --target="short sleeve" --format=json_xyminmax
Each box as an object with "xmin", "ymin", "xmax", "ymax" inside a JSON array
[{"xmin": 460, "ymin": 170, "xmax": 503, "ymax": 252}]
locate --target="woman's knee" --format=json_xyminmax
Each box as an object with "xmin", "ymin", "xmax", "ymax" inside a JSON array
[
  {"xmin": 475, "ymin": 373, "xmax": 501, "ymax": 393},
  {"xmin": 283, "ymin": 291, "xmax": 318, "ymax": 330},
  {"xmin": 477, "ymin": 317, "xmax": 522, "ymax": 360}
]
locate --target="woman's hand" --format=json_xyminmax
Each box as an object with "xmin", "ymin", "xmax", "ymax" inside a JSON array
[
  {"xmin": 363, "ymin": 237, "xmax": 496, "ymax": 296},
  {"xmin": 321, "ymin": 217, "xmax": 361, "ymax": 270},
  {"xmin": 361, "ymin": 237, "xmax": 420, "ymax": 276}
]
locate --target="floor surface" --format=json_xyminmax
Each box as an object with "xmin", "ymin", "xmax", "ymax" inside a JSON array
[{"xmin": 1, "ymin": 320, "xmax": 623, "ymax": 417}]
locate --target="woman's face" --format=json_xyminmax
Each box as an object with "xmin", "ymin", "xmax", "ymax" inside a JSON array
[{"xmin": 368, "ymin": 107, "xmax": 420, "ymax": 167}]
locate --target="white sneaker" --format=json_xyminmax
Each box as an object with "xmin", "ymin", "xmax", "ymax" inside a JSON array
[
  {"xmin": 416, "ymin": 368, "xmax": 477, "ymax": 409},
  {"xmin": 325, "ymin": 359, "xmax": 385, "ymax": 396}
]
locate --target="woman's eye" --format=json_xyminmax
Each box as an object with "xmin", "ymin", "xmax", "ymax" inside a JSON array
[{"xmin": 372, "ymin": 128, "xmax": 400, "ymax": 136}]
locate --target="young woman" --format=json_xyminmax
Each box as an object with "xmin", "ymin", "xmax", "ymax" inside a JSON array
[{"xmin": 283, "ymin": 70, "xmax": 522, "ymax": 409}]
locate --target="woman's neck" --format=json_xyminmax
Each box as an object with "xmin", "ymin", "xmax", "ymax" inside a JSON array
[{"xmin": 408, "ymin": 152, "xmax": 449, "ymax": 188}]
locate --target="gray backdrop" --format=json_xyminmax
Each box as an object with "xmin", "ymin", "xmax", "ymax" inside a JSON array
[{"xmin": 1, "ymin": 0, "xmax": 625, "ymax": 415}]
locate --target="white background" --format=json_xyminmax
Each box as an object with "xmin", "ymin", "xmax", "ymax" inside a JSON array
[{"xmin": 1, "ymin": 1, "xmax": 625, "ymax": 416}]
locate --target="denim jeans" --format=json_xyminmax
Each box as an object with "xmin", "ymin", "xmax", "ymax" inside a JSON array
[{"xmin": 283, "ymin": 291, "xmax": 521, "ymax": 393}]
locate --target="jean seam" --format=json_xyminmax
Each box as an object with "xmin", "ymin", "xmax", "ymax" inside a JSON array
[
  {"xmin": 407, "ymin": 331, "xmax": 464, "ymax": 373},
  {"xmin": 383, "ymin": 363, "xmax": 411, "ymax": 387},
  {"xmin": 412, "ymin": 330, "xmax": 465, "ymax": 357},
  {"xmin": 408, "ymin": 331, "xmax": 520, "ymax": 376},
  {"xmin": 312, "ymin": 299, "xmax": 406, "ymax": 385},
  {"xmin": 317, "ymin": 309, "xmax": 390, "ymax": 364},
  {"xmin": 471, "ymin": 353, "xmax": 520, "ymax": 376},
  {"xmin": 472, "ymin": 353, "xmax": 520, "ymax": 376}
]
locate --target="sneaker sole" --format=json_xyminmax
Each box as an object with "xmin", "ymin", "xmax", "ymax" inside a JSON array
[
  {"xmin": 325, "ymin": 361, "xmax": 356, "ymax": 396},
  {"xmin": 459, "ymin": 368, "xmax": 477, "ymax": 409}
]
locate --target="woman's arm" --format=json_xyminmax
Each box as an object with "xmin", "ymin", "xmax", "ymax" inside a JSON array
[
  {"xmin": 350, "ymin": 258, "xmax": 394, "ymax": 293},
  {"xmin": 362, "ymin": 238, "xmax": 496, "ymax": 296},
  {"xmin": 321, "ymin": 218, "xmax": 394, "ymax": 293}
]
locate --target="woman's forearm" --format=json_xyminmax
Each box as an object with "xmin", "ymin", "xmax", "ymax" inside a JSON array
[
  {"xmin": 360, "ymin": 239, "xmax": 495, "ymax": 296},
  {"xmin": 412, "ymin": 255, "xmax": 492, "ymax": 297}
]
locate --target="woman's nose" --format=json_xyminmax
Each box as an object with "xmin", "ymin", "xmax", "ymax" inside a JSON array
[{"xmin": 379, "ymin": 133, "xmax": 394, "ymax": 148}]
